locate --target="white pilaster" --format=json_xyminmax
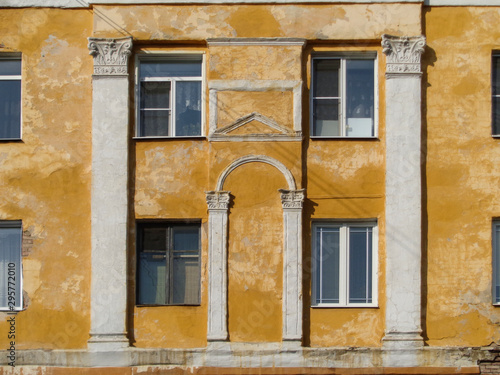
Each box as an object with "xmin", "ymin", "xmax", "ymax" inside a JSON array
[
  {"xmin": 382, "ymin": 34, "xmax": 426, "ymax": 354},
  {"xmin": 87, "ymin": 37, "xmax": 132, "ymax": 352},
  {"xmin": 206, "ymin": 191, "xmax": 231, "ymax": 342},
  {"xmin": 279, "ymin": 189, "xmax": 305, "ymax": 345}
]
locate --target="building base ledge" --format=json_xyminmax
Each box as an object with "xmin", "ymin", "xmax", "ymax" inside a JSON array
[{"xmin": 5, "ymin": 346, "xmax": 497, "ymax": 369}]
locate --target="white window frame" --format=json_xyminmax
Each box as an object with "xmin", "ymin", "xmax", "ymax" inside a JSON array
[
  {"xmin": 492, "ymin": 54, "xmax": 500, "ymax": 137},
  {"xmin": 0, "ymin": 220, "xmax": 23, "ymax": 312},
  {"xmin": 0, "ymin": 55, "xmax": 22, "ymax": 141},
  {"xmin": 135, "ymin": 52, "xmax": 205, "ymax": 138},
  {"xmin": 493, "ymin": 220, "xmax": 500, "ymax": 305},
  {"xmin": 312, "ymin": 221, "xmax": 378, "ymax": 308},
  {"xmin": 310, "ymin": 53, "xmax": 378, "ymax": 139}
]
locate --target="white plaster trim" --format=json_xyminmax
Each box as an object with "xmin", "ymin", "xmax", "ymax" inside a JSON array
[
  {"xmin": 89, "ymin": 0, "xmax": 423, "ymax": 3},
  {"xmin": 88, "ymin": 37, "xmax": 132, "ymax": 352},
  {"xmin": 382, "ymin": 34, "xmax": 425, "ymax": 353},
  {"xmin": 215, "ymin": 155, "xmax": 297, "ymax": 191},
  {"xmin": 209, "ymin": 112, "xmax": 302, "ymax": 142},
  {"xmin": 0, "ymin": 0, "xmax": 89, "ymax": 7},
  {"xmin": 208, "ymin": 80, "xmax": 302, "ymax": 134},
  {"xmin": 280, "ymin": 190, "xmax": 305, "ymax": 342},
  {"xmin": 207, "ymin": 38, "xmax": 306, "ymax": 46},
  {"xmin": 205, "ymin": 191, "xmax": 230, "ymax": 341},
  {"xmin": 425, "ymin": 0, "xmax": 500, "ymax": 5}
]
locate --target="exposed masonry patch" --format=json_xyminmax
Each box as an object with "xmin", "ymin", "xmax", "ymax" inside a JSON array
[{"xmin": 22, "ymin": 229, "xmax": 33, "ymax": 257}]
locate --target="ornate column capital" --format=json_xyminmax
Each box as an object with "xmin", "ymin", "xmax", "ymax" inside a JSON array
[
  {"xmin": 382, "ymin": 34, "xmax": 426, "ymax": 75},
  {"xmin": 206, "ymin": 191, "xmax": 231, "ymax": 210},
  {"xmin": 279, "ymin": 189, "xmax": 305, "ymax": 209},
  {"xmin": 88, "ymin": 37, "xmax": 133, "ymax": 76}
]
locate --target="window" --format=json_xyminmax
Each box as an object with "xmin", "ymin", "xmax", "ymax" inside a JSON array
[
  {"xmin": 0, "ymin": 221, "xmax": 22, "ymax": 311},
  {"xmin": 137, "ymin": 55, "xmax": 203, "ymax": 137},
  {"xmin": 311, "ymin": 56, "xmax": 376, "ymax": 137},
  {"xmin": 0, "ymin": 58, "xmax": 21, "ymax": 140},
  {"xmin": 493, "ymin": 55, "xmax": 500, "ymax": 135},
  {"xmin": 136, "ymin": 222, "xmax": 201, "ymax": 305},
  {"xmin": 312, "ymin": 221, "xmax": 377, "ymax": 307},
  {"xmin": 493, "ymin": 221, "xmax": 500, "ymax": 305}
]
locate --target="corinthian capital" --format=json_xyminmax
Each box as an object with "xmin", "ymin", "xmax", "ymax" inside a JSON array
[
  {"xmin": 88, "ymin": 37, "xmax": 133, "ymax": 76},
  {"xmin": 206, "ymin": 191, "xmax": 231, "ymax": 210},
  {"xmin": 382, "ymin": 35, "xmax": 426, "ymax": 75},
  {"xmin": 279, "ymin": 189, "xmax": 305, "ymax": 209}
]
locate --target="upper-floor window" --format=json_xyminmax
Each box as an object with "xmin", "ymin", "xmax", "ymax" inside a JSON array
[
  {"xmin": 137, "ymin": 55, "xmax": 203, "ymax": 138},
  {"xmin": 493, "ymin": 220, "xmax": 500, "ymax": 305},
  {"xmin": 492, "ymin": 55, "xmax": 500, "ymax": 136},
  {"xmin": 0, "ymin": 57, "xmax": 21, "ymax": 140},
  {"xmin": 311, "ymin": 55, "xmax": 376, "ymax": 138},
  {"xmin": 312, "ymin": 221, "xmax": 378, "ymax": 307},
  {"xmin": 136, "ymin": 221, "xmax": 201, "ymax": 306},
  {"xmin": 0, "ymin": 221, "xmax": 23, "ymax": 311}
]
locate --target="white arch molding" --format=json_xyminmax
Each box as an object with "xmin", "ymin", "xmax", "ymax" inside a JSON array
[
  {"xmin": 206, "ymin": 155, "xmax": 304, "ymax": 347},
  {"xmin": 215, "ymin": 154, "xmax": 297, "ymax": 191}
]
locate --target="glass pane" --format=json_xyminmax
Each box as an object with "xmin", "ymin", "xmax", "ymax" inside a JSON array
[
  {"xmin": 346, "ymin": 60, "xmax": 374, "ymax": 137},
  {"xmin": 349, "ymin": 227, "xmax": 372, "ymax": 303},
  {"xmin": 315, "ymin": 227, "xmax": 340, "ymax": 304},
  {"xmin": 172, "ymin": 254, "xmax": 200, "ymax": 304},
  {"xmin": 0, "ymin": 60, "xmax": 21, "ymax": 76},
  {"xmin": 493, "ymin": 56, "xmax": 500, "ymax": 96},
  {"xmin": 142, "ymin": 227, "xmax": 167, "ymax": 252},
  {"xmin": 137, "ymin": 252, "xmax": 166, "ymax": 305},
  {"xmin": 141, "ymin": 81, "xmax": 170, "ymax": 109},
  {"xmin": 0, "ymin": 80, "xmax": 21, "ymax": 139},
  {"xmin": 493, "ymin": 97, "xmax": 500, "ymax": 135},
  {"xmin": 175, "ymin": 81, "xmax": 201, "ymax": 136},
  {"xmin": 140, "ymin": 59, "xmax": 202, "ymax": 78},
  {"xmin": 313, "ymin": 59, "xmax": 340, "ymax": 98},
  {"xmin": 313, "ymin": 99, "xmax": 340, "ymax": 136},
  {"xmin": 173, "ymin": 226, "xmax": 199, "ymax": 251},
  {"xmin": 0, "ymin": 226, "xmax": 22, "ymax": 309},
  {"xmin": 140, "ymin": 110, "xmax": 170, "ymax": 137}
]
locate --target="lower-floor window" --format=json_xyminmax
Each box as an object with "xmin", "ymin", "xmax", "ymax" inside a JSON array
[
  {"xmin": 493, "ymin": 221, "xmax": 500, "ymax": 305},
  {"xmin": 0, "ymin": 221, "xmax": 22, "ymax": 311},
  {"xmin": 312, "ymin": 221, "xmax": 377, "ymax": 307},
  {"xmin": 136, "ymin": 221, "xmax": 201, "ymax": 306}
]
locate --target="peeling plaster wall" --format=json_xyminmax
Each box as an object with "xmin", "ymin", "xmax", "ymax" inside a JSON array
[
  {"xmin": 91, "ymin": 4, "xmax": 422, "ymax": 40},
  {"xmin": 0, "ymin": 9, "xmax": 93, "ymax": 349},
  {"xmin": 424, "ymin": 6, "xmax": 500, "ymax": 347}
]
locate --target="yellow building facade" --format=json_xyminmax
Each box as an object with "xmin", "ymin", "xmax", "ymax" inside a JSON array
[{"xmin": 0, "ymin": 0, "xmax": 499, "ymax": 373}]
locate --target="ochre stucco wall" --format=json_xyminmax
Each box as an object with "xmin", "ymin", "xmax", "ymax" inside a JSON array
[
  {"xmin": 0, "ymin": 8, "xmax": 93, "ymax": 349},
  {"xmin": 91, "ymin": 4, "xmax": 422, "ymax": 41},
  {"xmin": 424, "ymin": 6, "xmax": 500, "ymax": 347},
  {"xmin": 305, "ymin": 45, "xmax": 386, "ymax": 347}
]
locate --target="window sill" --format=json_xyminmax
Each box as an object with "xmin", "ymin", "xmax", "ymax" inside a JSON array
[
  {"xmin": 310, "ymin": 136, "xmax": 379, "ymax": 141},
  {"xmin": 0, "ymin": 138, "xmax": 22, "ymax": 142},
  {"xmin": 133, "ymin": 136, "xmax": 206, "ymax": 141},
  {"xmin": 492, "ymin": 135, "xmax": 500, "ymax": 138},
  {"xmin": 312, "ymin": 303, "xmax": 378, "ymax": 308},
  {"xmin": 136, "ymin": 304, "xmax": 201, "ymax": 307}
]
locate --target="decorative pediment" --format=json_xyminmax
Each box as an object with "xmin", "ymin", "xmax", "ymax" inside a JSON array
[{"xmin": 209, "ymin": 112, "xmax": 302, "ymax": 142}]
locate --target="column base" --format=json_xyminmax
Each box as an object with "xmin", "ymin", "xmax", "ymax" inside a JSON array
[
  {"xmin": 382, "ymin": 331, "xmax": 424, "ymax": 350},
  {"xmin": 88, "ymin": 333, "xmax": 129, "ymax": 351},
  {"xmin": 282, "ymin": 339, "xmax": 302, "ymax": 351}
]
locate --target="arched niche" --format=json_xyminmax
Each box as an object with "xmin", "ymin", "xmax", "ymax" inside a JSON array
[{"xmin": 206, "ymin": 155, "xmax": 304, "ymax": 348}]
